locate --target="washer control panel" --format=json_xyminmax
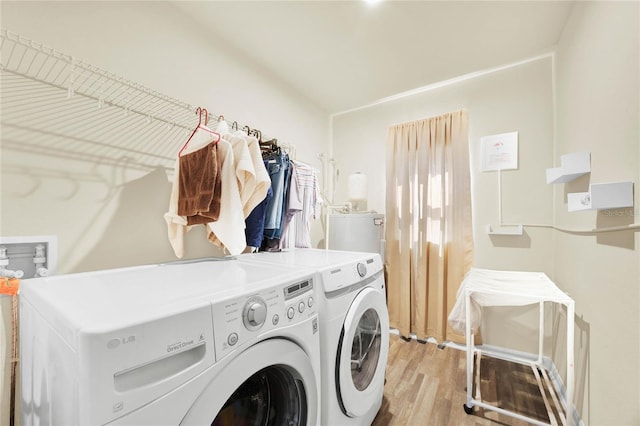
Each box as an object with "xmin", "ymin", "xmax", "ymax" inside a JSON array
[
  {"xmin": 321, "ymin": 254, "xmax": 384, "ymax": 294},
  {"xmin": 357, "ymin": 262, "xmax": 367, "ymax": 277},
  {"xmin": 211, "ymin": 276, "xmax": 316, "ymax": 361}
]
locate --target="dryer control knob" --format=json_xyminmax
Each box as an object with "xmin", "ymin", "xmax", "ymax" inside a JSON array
[
  {"xmin": 243, "ymin": 298, "xmax": 267, "ymax": 330},
  {"xmin": 357, "ymin": 262, "xmax": 367, "ymax": 277}
]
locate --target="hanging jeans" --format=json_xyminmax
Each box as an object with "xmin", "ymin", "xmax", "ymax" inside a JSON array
[
  {"xmin": 245, "ymin": 185, "xmax": 273, "ymax": 249},
  {"xmin": 263, "ymin": 152, "xmax": 290, "ymax": 240}
]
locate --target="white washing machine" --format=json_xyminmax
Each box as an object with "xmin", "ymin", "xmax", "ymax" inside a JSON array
[
  {"xmin": 239, "ymin": 249, "xmax": 389, "ymax": 426},
  {"xmin": 19, "ymin": 258, "xmax": 321, "ymax": 425}
]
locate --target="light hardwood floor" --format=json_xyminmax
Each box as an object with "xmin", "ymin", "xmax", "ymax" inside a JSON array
[{"xmin": 372, "ymin": 334, "xmax": 557, "ymax": 426}]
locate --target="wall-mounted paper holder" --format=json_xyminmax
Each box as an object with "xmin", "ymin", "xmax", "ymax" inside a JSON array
[{"xmin": 485, "ymin": 224, "xmax": 524, "ymax": 235}]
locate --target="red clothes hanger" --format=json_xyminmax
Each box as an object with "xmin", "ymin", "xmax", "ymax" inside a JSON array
[{"xmin": 178, "ymin": 107, "xmax": 220, "ymax": 156}]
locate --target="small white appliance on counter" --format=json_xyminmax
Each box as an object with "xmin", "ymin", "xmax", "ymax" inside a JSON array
[
  {"xmin": 19, "ymin": 258, "xmax": 321, "ymax": 426},
  {"xmin": 327, "ymin": 213, "xmax": 385, "ymax": 258}
]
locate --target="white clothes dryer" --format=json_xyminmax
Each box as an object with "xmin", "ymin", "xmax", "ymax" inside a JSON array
[
  {"xmin": 19, "ymin": 258, "xmax": 321, "ymax": 426},
  {"xmin": 239, "ymin": 249, "xmax": 389, "ymax": 426}
]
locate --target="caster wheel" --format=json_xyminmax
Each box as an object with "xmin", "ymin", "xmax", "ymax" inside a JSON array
[{"xmin": 463, "ymin": 404, "xmax": 473, "ymax": 415}]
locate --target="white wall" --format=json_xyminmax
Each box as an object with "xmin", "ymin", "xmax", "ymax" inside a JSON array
[
  {"xmin": 554, "ymin": 2, "xmax": 640, "ymax": 424},
  {"xmin": 0, "ymin": 2, "xmax": 329, "ymax": 423}
]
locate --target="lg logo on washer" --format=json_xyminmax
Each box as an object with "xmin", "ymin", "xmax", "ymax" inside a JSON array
[{"xmin": 107, "ymin": 335, "xmax": 136, "ymax": 349}]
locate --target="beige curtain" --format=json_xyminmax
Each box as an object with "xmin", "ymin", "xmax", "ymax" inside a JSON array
[{"xmin": 385, "ymin": 110, "xmax": 473, "ymax": 344}]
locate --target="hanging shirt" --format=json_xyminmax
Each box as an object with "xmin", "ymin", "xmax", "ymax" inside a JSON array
[
  {"xmin": 227, "ymin": 131, "xmax": 270, "ymax": 218},
  {"xmin": 225, "ymin": 132, "xmax": 255, "ymax": 211},
  {"xmin": 205, "ymin": 139, "xmax": 247, "ymax": 255},
  {"xmin": 280, "ymin": 160, "xmax": 321, "ymax": 249},
  {"xmin": 239, "ymin": 132, "xmax": 271, "ymax": 217}
]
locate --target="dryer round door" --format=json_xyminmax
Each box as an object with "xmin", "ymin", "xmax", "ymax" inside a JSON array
[
  {"xmin": 181, "ymin": 339, "xmax": 318, "ymax": 426},
  {"xmin": 336, "ymin": 286, "xmax": 390, "ymax": 418}
]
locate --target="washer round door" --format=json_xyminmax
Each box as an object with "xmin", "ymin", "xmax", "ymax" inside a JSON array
[
  {"xmin": 181, "ymin": 339, "xmax": 318, "ymax": 426},
  {"xmin": 336, "ymin": 285, "xmax": 390, "ymax": 418}
]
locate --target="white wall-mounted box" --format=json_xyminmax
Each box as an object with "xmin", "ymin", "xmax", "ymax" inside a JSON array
[
  {"xmin": 590, "ymin": 181, "xmax": 634, "ymax": 209},
  {"xmin": 485, "ymin": 224, "xmax": 524, "ymax": 235},
  {"xmin": 0, "ymin": 235, "xmax": 58, "ymax": 278},
  {"xmin": 546, "ymin": 152, "xmax": 591, "ymax": 184},
  {"xmin": 567, "ymin": 181, "xmax": 634, "ymax": 211}
]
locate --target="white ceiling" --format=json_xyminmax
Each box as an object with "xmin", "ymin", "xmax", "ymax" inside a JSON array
[{"xmin": 172, "ymin": 1, "xmax": 575, "ymax": 114}]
